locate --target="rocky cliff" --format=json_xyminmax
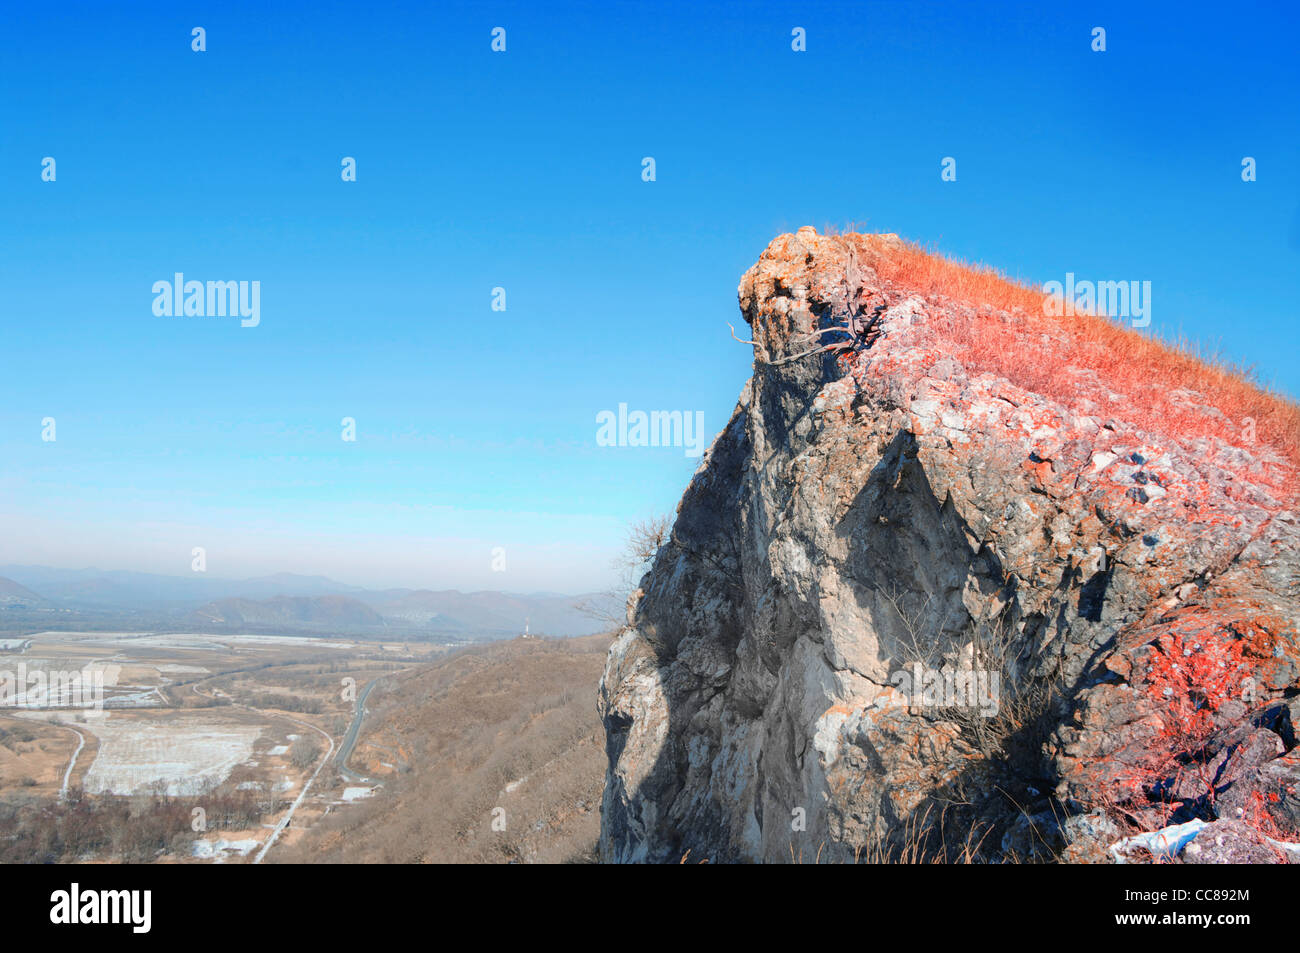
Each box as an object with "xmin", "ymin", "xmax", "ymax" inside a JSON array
[{"xmin": 598, "ymin": 227, "xmax": 1300, "ymax": 863}]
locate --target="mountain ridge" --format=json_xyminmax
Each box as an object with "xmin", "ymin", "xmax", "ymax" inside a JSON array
[
  {"xmin": 0, "ymin": 565, "xmax": 620, "ymax": 639},
  {"xmin": 0, "ymin": 576, "xmax": 44, "ymax": 607}
]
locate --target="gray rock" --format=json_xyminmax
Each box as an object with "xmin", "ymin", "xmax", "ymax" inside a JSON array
[
  {"xmin": 1182, "ymin": 819, "xmax": 1283, "ymax": 864},
  {"xmin": 598, "ymin": 229, "xmax": 1300, "ymax": 864}
]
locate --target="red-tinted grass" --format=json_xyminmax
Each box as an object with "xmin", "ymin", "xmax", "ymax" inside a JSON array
[{"xmin": 857, "ymin": 236, "xmax": 1300, "ymax": 496}]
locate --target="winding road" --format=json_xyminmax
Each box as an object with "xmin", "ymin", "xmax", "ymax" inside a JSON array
[
  {"xmin": 58, "ymin": 724, "xmax": 86, "ymax": 801},
  {"xmin": 334, "ymin": 677, "xmax": 380, "ymax": 782},
  {"xmin": 256, "ymin": 673, "xmax": 396, "ymax": 859}
]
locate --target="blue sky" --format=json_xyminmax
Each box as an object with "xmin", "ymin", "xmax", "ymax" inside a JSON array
[{"xmin": 1, "ymin": 1, "xmax": 1296, "ymax": 592}]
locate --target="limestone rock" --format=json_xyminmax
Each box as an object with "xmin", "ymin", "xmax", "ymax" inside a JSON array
[{"xmin": 599, "ymin": 228, "xmax": 1300, "ymax": 863}]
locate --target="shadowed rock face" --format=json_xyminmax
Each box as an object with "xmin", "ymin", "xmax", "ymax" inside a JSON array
[{"xmin": 598, "ymin": 227, "xmax": 1300, "ymax": 864}]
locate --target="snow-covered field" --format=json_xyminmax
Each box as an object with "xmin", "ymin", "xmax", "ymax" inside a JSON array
[
  {"xmin": 74, "ymin": 633, "xmax": 356, "ymax": 651},
  {"xmin": 77, "ymin": 634, "xmax": 230, "ymax": 650},
  {"xmin": 79, "ymin": 715, "xmax": 262, "ymax": 796},
  {"xmin": 102, "ymin": 688, "xmax": 165, "ymax": 708},
  {"xmin": 216, "ymin": 634, "xmax": 356, "ymax": 648},
  {"xmin": 26, "ymin": 631, "xmax": 153, "ymax": 639}
]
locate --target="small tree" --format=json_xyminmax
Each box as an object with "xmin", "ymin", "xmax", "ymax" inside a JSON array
[
  {"xmin": 576, "ymin": 515, "xmax": 672, "ymax": 627},
  {"xmin": 289, "ymin": 737, "xmax": 320, "ymax": 770},
  {"xmin": 617, "ymin": 515, "xmax": 671, "ymax": 587}
]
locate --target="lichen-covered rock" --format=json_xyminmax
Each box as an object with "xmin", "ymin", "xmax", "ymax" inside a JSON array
[{"xmin": 598, "ymin": 227, "xmax": 1300, "ymax": 863}]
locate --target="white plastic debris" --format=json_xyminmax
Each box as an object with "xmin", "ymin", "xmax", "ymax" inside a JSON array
[{"xmin": 1109, "ymin": 819, "xmax": 1206, "ymax": 862}]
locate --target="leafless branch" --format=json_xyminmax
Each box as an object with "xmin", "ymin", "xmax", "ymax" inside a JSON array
[
  {"xmin": 763, "ymin": 339, "xmax": 854, "ymax": 366},
  {"xmin": 725, "ymin": 321, "xmax": 755, "ymax": 345},
  {"xmin": 790, "ymin": 322, "xmax": 851, "ymax": 343}
]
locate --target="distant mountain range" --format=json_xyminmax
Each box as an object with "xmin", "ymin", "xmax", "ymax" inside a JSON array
[
  {"xmin": 0, "ymin": 566, "xmax": 361, "ymax": 608},
  {"xmin": 191, "ymin": 594, "xmax": 387, "ymax": 628},
  {"xmin": 0, "ymin": 565, "xmax": 620, "ymax": 639},
  {"xmin": 0, "ymin": 576, "xmax": 45, "ymax": 607}
]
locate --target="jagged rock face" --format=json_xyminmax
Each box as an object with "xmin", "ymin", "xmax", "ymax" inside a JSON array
[{"xmin": 598, "ymin": 227, "xmax": 1300, "ymax": 864}]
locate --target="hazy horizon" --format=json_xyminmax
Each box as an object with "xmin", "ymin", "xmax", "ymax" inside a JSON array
[
  {"xmin": 0, "ymin": 559, "xmax": 612, "ymax": 599},
  {"xmin": 0, "ymin": 506, "xmax": 629, "ymax": 593}
]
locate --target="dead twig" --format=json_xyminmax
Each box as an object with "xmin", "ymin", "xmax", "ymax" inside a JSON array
[{"xmin": 725, "ymin": 321, "xmax": 755, "ymax": 345}]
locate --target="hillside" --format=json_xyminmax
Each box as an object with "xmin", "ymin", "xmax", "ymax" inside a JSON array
[
  {"xmin": 191, "ymin": 594, "xmax": 387, "ymax": 628},
  {"xmin": 599, "ymin": 228, "xmax": 1300, "ymax": 864},
  {"xmin": 273, "ymin": 633, "xmax": 612, "ymax": 864},
  {"xmin": 0, "ymin": 577, "xmax": 43, "ymax": 607}
]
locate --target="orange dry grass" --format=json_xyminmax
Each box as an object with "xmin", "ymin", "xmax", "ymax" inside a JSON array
[{"xmin": 860, "ymin": 237, "xmax": 1300, "ymax": 496}]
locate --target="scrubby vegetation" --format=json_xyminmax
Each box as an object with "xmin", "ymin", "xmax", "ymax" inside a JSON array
[
  {"xmin": 246, "ymin": 691, "xmax": 323, "ymax": 714},
  {"xmin": 0, "ymin": 789, "xmax": 272, "ymax": 863},
  {"xmin": 1110, "ymin": 625, "xmax": 1298, "ymax": 847}
]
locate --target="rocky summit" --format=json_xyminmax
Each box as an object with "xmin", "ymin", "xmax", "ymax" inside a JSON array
[{"xmin": 598, "ymin": 227, "xmax": 1300, "ymax": 864}]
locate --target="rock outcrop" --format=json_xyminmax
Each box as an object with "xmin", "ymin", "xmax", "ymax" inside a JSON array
[{"xmin": 598, "ymin": 227, "xmax": 1300, "ymax": 863}]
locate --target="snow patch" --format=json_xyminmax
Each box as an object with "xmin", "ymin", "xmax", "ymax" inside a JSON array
[{"xmin": 192, "ymin": 838, "xmax": 259, "ymax": 859}]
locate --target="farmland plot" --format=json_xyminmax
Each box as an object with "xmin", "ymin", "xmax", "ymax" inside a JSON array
[{"xmin": 79, "ymin": 714, "xmax": 262, "ymax": 796}]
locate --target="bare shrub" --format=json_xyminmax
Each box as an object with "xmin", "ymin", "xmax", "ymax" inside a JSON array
[
  {"xmin": 289, "ymin": 737, "xmax": 320, "ymax": 769},
  {"xmin": 577, "ymin": 514, "xmax": 672, "ymax": 627},
  {"xmin": 878, "ymin": 583, "xmax": 1062, "ymax": 762}
]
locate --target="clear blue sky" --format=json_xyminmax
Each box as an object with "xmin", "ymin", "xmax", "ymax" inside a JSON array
[{"xmin": 1, "ymin": 1, "xmax": 1296, "ymax": 592}]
